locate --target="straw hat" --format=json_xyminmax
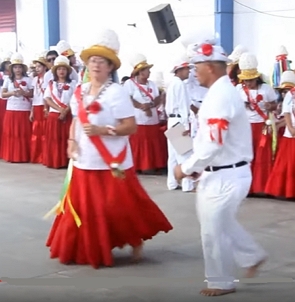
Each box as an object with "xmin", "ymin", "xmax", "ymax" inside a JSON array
[
  {"xmin": 277, "ymin": 70, "xmax": 295, "ymax": 89},
  {"xmin": 51, "ymin": 55, "xmax": 72, "ymax": 74},
  {"xmin": 170, "ymin": 54, "xmax": 193, "ymax": 73},
  {"xmin": 238, "ymin": 53, "xmax": 261, "ymax": 81},
  {"xmin": 32, "ymin": 52, "xmax": 49, "ymax": 69},
  {"xmin": 1, "ymin": 51, "xmax": 13, "ymax": 63},
  {"xmin": 8, "ymin": 52, "xmax": 28, "ymax": 73},
  {"xmin": 80, "ymin": 28, "xmax": 121, "ymax": 70},
  {"xmin": 228, "ymin": 45, "xmax": 248, "ymax": 66},
  {"xmin": 56, "ymin": 40, "xmax": 75, "ymax": 57},
  {"xmin": 130, "ymin": 53, "xmax": 153, "ymax": 76}
]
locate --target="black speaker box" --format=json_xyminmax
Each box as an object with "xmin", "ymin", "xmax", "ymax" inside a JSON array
[{"xmin": 147, "ymin": 4, "xmax": 180, "ymax": 44}]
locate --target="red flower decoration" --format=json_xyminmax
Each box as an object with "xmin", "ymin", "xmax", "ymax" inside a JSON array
[
  {"xmin": 87, "ymin": 101, "xmax": 102, "ymax": 114},
  {"xmin": 63, "ymin": 84, "xmax": 70, "ymax": 90},
  {"xmin": 202, "ymin": 44, "xmax": 213, "ymax": 56},
  {"xmin": 20, "ymin": 81, "xmax": 27, "ymax": 86},
  {"xmin": 256, "ymin": 94, "xmax": 263, "ymax": 102}
]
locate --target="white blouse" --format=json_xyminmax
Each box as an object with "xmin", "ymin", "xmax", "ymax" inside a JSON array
[
  {"xmin": 236, "ymin": 83, "xmax": 278, "ymax": 123},
  {"xmin": 282, "ymin": 91, "xmax": 295, "ymax": 138},
  {"xmin": 123, "ymin": 79, "xmax": 159, "ymax": 125},
  {"xmin": 44, "ymin": 80, "xmax": 76, "ymax": 113},
  {"xmin": 70, "ymin": 82, "xmax": 135, "ymax": 170},
  {"xmin": 2, "ymin": 77, "xmax": 33, "ymax": 111},
  {"xmin": 32, "ymin": 75, "xmax": 45, "ymax": 106}
]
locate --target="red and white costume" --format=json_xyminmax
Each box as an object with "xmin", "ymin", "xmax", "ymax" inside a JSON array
[
  {"xmin": 30, "ymin": 55, "xmax": 48, "ymax": 164},
  {"xmin": 46, "ymin": 29, "xmax": 172, "ymax": 268},
  {"xmin": 0, "ymin": 51, "xmax": 12, "ymax": 152},
  {"xmin": 1, "ymin": 53, "xmax": 33, "ymax": 163},
  {"xmin": 43, "ymin": 56, "xmax": 76, "ymax": 168},
  {"xmin": 124, "ymin": 54, "xmax": 167, "ymax": 171},
  {"xmin": 236, "ymin": 53, "xmax": 277, "ymax": 194},
  {"xmin": 265, "ymin": 87, "xmax": 295, "ymax": 198}
]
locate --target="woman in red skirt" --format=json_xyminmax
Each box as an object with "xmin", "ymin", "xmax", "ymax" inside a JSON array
[
  {"xmin": 123, "ymin": 54, "xmax": 167, "ymax": 173},
  {"xmin": 265, "ymin": 86, "xmax": 295, "ymax": 199},
  {"xmin": 45, "ymin": 29, "xmax": 173, "ymax": 268},
  {"xmin": 43, "ymin": 55, "xmax": 76, "ymax": 169},
  {"xmin": 30, "ymin": 54, "xmax": 49, "ymax": 163},
  {"xmin": 0, "ymin": 51, "xmax": 12, "ymax": 152},
  {"xmin": 0, "ymin": 52, "xmax": 33, "ymax": 163},
  {"xmin": 236, "ymin": 53, "xmax": 278, "ymax": 195}
]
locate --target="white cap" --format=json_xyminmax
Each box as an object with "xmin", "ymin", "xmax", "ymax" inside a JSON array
[
  {"xmin": 279, "ymin": 70, "xmax": 295, "ymax": 88},
  {"xmin": 277, "ymin": 45, "xmax": 288, "ymax": 56},
  {"xmin": 56, "ymin": 40, "xmax": 75, "ymax": 57},
  {"xmin": 191, "ymin": 44, "xmax": 231, "ymax": 64},
  {"xmin": 239, "ymin": 52, "xmax": 258, "ymax": 70},
  {"xmin": 1, "ymin": 51, "xmax": 13, "ymax": 62},
  {"xmin": 228, "ymin": 45, "xmax": 248, "ymax": 64},
  {"xmin": 171, "ymin": 54, "xmax": 193, "ymax": 73}
]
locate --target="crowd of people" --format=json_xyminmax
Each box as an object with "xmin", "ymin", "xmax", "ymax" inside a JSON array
[{"xmin": 0, "ymin": 28, "xmax": 294, "ymax": 296}]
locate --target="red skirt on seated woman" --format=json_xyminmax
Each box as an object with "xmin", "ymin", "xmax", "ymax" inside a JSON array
[
  {"xmin": 129, "ymin": 124, "xmax": 168, "ymax": 171},
  {"xmin": 264, "ymin": 137, "xmax": 295, "ymax": 199},
  {"xmin": 30, "ymin": 105, "xmax": 46, "ymax": 164},
  {"xmin": 43, "ymin": 112, "xmax": 71, "ymax": 169},
  {"xmin": 249, "ymin": 122, "xmax": 273, "ymax": 194},
  {"xmin": 46, "ymin": 167, "xmax": 173, "ymax": 268},
  {"xmin": 0, "ymin": 110, "xmax": 31, "ymax": 163},
  {"xmin": 0, "ymin": 98, "xmax": 7, "ymax": 152}
]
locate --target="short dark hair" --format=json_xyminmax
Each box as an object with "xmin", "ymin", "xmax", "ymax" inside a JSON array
[{"xmin": 46, "ymin": 50, "xmax": 58, "ymax": 58}]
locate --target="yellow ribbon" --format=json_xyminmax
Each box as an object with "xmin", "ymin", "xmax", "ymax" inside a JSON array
[{"xmin": 43, "ymin": 160, "xmax": 82, "ymax": 228}]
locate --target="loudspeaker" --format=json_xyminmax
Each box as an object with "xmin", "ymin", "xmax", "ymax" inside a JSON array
[{"xmin": 147, "ymin": 4, "xmax": 180, "ymax": 44}]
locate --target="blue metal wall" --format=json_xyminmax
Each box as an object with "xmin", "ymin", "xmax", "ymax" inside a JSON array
[
  {"xmin": 214, "ymin": 0, "xmax": 233, "ymax": 54},
  {"xmin": 43, "ymin": 0, "xmax": 60, "ymax": 49}
]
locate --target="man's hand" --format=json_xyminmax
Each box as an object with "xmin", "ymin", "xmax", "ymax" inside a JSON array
[
  {"xmin": 182, "ymin": 130, "xmax": 190, "ymax": 136},
  {"xmin": 174, "ymin": 164, "xmax": 188, "ymax": 181},
  {"xmin": 190, "ymin": 104, "xmax": 199, "ymax": 115}
]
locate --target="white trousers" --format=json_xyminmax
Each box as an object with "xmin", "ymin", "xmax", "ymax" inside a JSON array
[
  {"xmin": 166, "ymin": 117, "xmax": 195, "ymax": 192},
  {"xmin": 196, "ymin": 164, "xmax": 267, "ymax": 289}
]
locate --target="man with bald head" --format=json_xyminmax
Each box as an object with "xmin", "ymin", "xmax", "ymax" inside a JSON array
[{"xmin": 174, "ymin": 44, "xmax": 267, "ymax": 296}]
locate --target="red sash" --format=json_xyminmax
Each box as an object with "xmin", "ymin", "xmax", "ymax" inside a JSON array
[
  {"xmin": 242, "ymin": 85, "xmax": 268, "ymax": 121},
  {"xmin": 75, "ymin": 85, "xmax": 127, "ymax": 169},
  {"xmin": 49, "ymin": 81, "xmax": 67, "ymax": 109},
  {"xmin": 14, "ymin": 80, "xmax": 30, "ymax": 102},
  {"xmin": 37, "ymin": 76, "xmax": 45, "ymax": 94},
  {"xmin": 130, "ymin": 78, "xmax": 154, "ymax": 101}
]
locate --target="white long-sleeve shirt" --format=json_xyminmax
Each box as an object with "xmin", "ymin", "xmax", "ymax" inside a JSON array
[
  {"xmin": 165, "ymin": 76, "xmax": 191, "ymax": 131},
  {"xmin": 181, "ymin": 75, "xmax": 253, "ymax": 175}
]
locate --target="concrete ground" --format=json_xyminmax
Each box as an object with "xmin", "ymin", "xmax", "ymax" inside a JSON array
[{"xmin": 0, "ymin": 161, "xmax": 295, "ymax": 302}]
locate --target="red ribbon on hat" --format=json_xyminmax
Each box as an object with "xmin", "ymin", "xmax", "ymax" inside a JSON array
[{"xmin": 173, "ymin": 62, "xmax": 190, "ymax": 71}]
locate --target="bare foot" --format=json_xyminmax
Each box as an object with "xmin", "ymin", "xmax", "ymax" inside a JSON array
[
  {"xmin": 200, "ymin": 288, "xmax": 236, "ymax": 296},
  {"xmin": 131, "ymin": 243, "xmax": 143, "ymax": 263},
  {"xmin": 245, "ymin": 258, "xmax": 267, "ymax": 278}
]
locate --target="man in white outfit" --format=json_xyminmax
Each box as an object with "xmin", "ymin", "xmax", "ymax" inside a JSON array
[
  {"xmin": 174, "ymin": 43, "xmax": 267, "ymax": 296},
  {"xmin": 165, "ymin": 56, "xmax": 195, "ymax": 192}
]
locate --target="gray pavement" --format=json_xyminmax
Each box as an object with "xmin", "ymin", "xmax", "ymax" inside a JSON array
[{"xmin": 0, "ymin": 160, "xmax": 295, "ymax": 301}]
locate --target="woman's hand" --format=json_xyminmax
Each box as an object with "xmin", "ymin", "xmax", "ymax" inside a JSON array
[
  {"xmin": 29, "ymin": 111, "xmax": 34, "ymax": 122},
  {"xmin": 67, "ymin": 139, "xmax": 78, "ymax": 160},
  {"xmin": 83, "ymin": 123, "xmax": 106, "ymax": 136}
]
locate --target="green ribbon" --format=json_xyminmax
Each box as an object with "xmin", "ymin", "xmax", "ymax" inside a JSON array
[{"xmin": 59, "ymin": 159, "xmax": 73, "ymax": 202}]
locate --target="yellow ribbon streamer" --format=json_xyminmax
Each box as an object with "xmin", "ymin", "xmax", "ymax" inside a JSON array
[{"xmin": 43, "ymin": 160, "xmax": 82, "ymax": 228}]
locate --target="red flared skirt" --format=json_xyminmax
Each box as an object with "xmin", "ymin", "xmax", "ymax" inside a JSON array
[
  {"xmin": 30, "ymin": 105, "xmax": 46, "ymax": 164},
  {"xmin": 46, "ymin": 167, "xmax": 173, "ymax": 268},
  {"xmin": 43, "ymin": 112, "xmax": 72, "ymax": 169},
  {"xmin": 265, "ymin": 137, "xmax": 295, "ymax": 199},
  {"xmin": 0, "ymin": 110, "xmax": 31, "ymax": 163},
  {"xmin": 250, "ymin": 122, "xmax": 273, "ymax": 194},
  {"xmin": 129, "ymin": 124, "xmax": 168, "ymax": 171},
  {"xmin": 0, "ymin": 98, "xmax": 7, "ymax": 152}
]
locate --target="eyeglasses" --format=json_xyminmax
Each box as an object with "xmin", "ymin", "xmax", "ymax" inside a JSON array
[{"xmin": 47, "ymin": 57, "xmax": 56, "ymax": 62}]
